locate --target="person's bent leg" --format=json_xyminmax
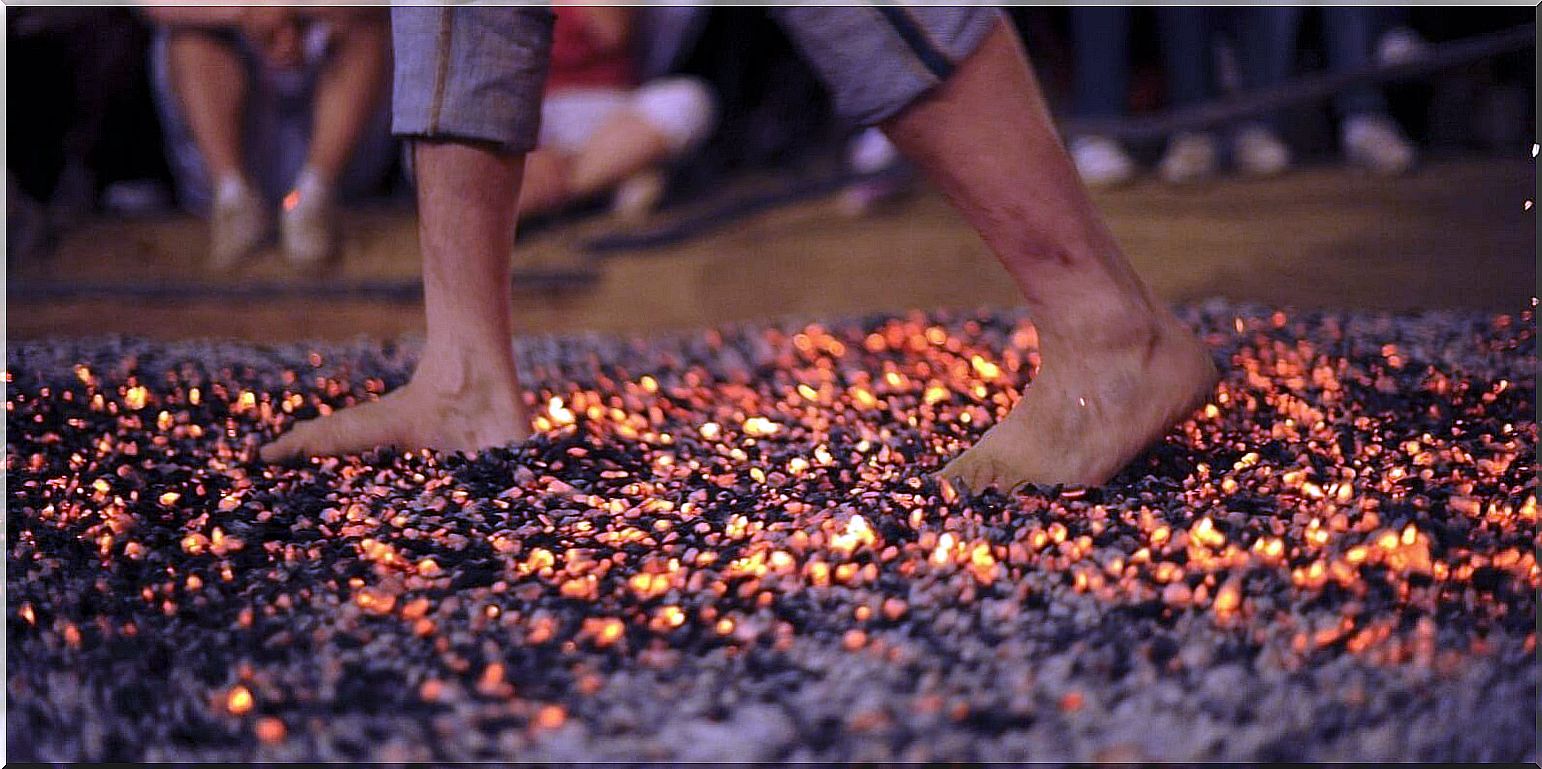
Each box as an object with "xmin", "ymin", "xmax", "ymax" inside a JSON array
[
  {"xmin": 516, "ymin": 148, "xmax": 575, "ymax": 219},
  {"xmin": 303, "ymin": 10, "xmax": 390, "ymax": 184},
  {"xmin": 165, "ymin": 29, "xmax": 249, "ymax": 186},
  {"xmin": 281, "ymin": 9, "xmax": 393, "ymax": 265},
  {"xmin": 164, "ymin": 29, "xmax": 271, "ymax": 268},
  {"xmin": 778, "ymin": 9, "xmax": 1218, "ymax": 488},
  {"xmin": 566, "ymin": 78, "xmax": 715, "ymax": 199},
  {"xmin": 261, "ymin": 6, "xmax": 554, "ymax": 462}
]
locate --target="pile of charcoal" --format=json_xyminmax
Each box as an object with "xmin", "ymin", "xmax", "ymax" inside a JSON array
[{"xmin": 7, "ymin": 300, "xmax": 1536, "ymax": 761}]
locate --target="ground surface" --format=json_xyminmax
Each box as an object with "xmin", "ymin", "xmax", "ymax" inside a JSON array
[
  {"xmin": 9, "ymin": 159, "xmax": 1535, "ymax": 341},
  {"xmin": 8, "ymin": 301, "xmax": 1537, "ymax": 762}
]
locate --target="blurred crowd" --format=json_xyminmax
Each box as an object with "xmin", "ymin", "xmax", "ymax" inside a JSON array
[{"xmin": 8, "ymin": 6, "xmax": 1533, "ymax": 268}]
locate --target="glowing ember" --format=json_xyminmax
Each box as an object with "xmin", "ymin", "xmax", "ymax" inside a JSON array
[
  {"xmin": 742, "ymin": 416, "xmax": 780, "ymax": 437},
  {"xmin": 5, "ymin": 305, "xmax": 1536, "ymax": 761},
  {"xmin": 255, "ymin": 716, "xmax": 287, "ymax": 743},
  {"xmin": 226, "ymin": 685, "xmax": 254, "ymax": 716},
  {"xmin": 124, "ymin": 386, "xmax": 149, "ymax": 410}
]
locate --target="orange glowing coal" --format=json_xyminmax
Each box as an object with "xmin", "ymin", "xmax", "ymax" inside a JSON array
[{"xmin": 227, "ymin": 685, "xmax": 254, "ymax": 716}]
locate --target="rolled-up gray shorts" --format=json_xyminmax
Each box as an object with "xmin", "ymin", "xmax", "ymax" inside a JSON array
[{"xmin": 392, "ymin": 6, "xmax": 1001, "ymax": 153}]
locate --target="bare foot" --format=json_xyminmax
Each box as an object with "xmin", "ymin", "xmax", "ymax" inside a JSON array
[
  {"xmin": 259, "ymin": 363, "xmax": 529, "ymax": 463},
  {"xmin": 938, "ymin": 313, "xmax": 1218, "ymax": 490}
]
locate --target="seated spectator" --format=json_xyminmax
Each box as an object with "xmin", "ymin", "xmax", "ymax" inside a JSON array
[
  {"xmin": 144, "ymin": 7, "xmax": 394, "ymax": 269},
  {"xmin": 1156, "ymin": 8, "xmax": 1297, "ymax": 184},
  {"xmin": 1317, "ymin": 7, "xmax": 1417, "ymax": 175},
  {"xmin": 518, "ymin": 6, "xmax": 716, "ymax": 223},
  {"xmin": 1155, "ymin": 8, "xmax": 1415, "ymax": 184}
]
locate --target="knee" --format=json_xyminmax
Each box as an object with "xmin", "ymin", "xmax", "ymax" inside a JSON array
[
  {"xmin": 633, "ymin": 77, "xmax": 718, "ymax": 156},
  {"xmin": 164, "ymin": 26, "xmax": 239, "ymax": 58},
  {"xmin": 318, "ymin": 9, "xmax": 389, "ymax": 45}
]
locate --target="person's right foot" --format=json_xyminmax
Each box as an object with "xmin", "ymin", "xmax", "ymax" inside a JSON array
[
  {"xmin": 937, "ymin": 312, "xmax": 1218, "ymax": 491},
  {"xmin": 260, "ymin": 358, "xmax": 529, "ymax": 463},
  {"xmin": 210, "ymin": 180, "xmax": 270, "ymax": 270}
]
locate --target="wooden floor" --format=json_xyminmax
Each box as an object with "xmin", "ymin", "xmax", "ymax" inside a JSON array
[{"xmin": 9, "ymin": 158, "xmax": 1535, "ymax": 342}]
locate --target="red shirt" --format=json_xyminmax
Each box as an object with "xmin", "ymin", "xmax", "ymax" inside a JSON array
[{"xmin": 546, "ymin": 7, "xmax": 637, "ymax": 93}]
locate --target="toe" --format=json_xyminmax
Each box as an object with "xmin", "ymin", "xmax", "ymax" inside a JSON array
[
  {"xmin": 937, "ymin": 451, "xmax": 994, "ymax": 497},
  {"xmin": 260, "ymin": 401, "xmax": 406, "ymax": 463},
  {"xmin": 260, "ymin": 417, "xmax": 341, "ymax": 464},
  {"xmin": 258, "ymin": 430, "xmax": 307, "ymax": 464}
]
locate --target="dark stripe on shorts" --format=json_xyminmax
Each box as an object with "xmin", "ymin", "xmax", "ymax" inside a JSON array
[
  {"xmin": 428, "ymin": 8, "xmax": 454, "ymax": 134},
  {"xmin": 874, "ymin": 6, "xmax": 954, "ymax": 80}
]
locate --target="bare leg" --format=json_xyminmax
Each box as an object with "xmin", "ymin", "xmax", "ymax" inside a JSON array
[
  {"xmin": 516, "ymin": 148, "xmax": 575, "ymax": 219},
  {"xmin": 517, "ymin": 112, "xmax": 672, "ymax": 220},
  {"xmin": 165, "ymin": 30, "xmax": 248, "ymax": 185},
  {"xmin": 886, "ymin": 22, "xmax": 1218, "ymax": 489},
  {"xmin": 280, "ymin": 12, "xmax": 391, "ymax": 265},
  {"xmin": 565, "ymin": 111, "xmax": 671, "ymax": 199},
  {"xmin": 261, "ymin": 141, "xmax": 530, "ymax": 461},
  {"xmin": 304, "ymin": 12, "xmax": 390, "ymax": 183},
  {"xmin": 167, "ymin": 30, "xmax": 271, "ymax": 268}
]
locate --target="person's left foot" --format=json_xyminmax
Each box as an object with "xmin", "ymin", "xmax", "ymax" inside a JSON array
[{"xmin": 938, "ymin": 312, "xmax": 1218, "ymax": 491}]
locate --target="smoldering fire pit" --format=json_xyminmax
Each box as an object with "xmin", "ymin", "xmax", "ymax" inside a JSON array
[{"xmin": 7, "ymin": 301, "xmax": 1536, "ymax": 762}]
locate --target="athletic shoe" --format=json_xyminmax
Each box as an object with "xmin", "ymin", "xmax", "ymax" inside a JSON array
[
  {"xmin": 1342, "ymin": 114, "xmax": 1416, "ymax": 176},
  {"xmin": 210, "ymin": 179, "xmax": 271, "ymax": 270},
  {"xmin": 1158, "ymin": 132, "xmax": 1219, "ymax": 184},
  {"xmin": 1070, "ymin": 136, "xmax": 1137, "ymax": 189},
  {"xmin": 1232, "ymin": 125, "xmax": 1292, "ymax": 178},
  {"xmin": 280, "ymin": 185, "xmax": 338, "ymax": 268}
]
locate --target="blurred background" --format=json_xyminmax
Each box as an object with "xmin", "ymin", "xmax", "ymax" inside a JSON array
[{"xmin": 7, "ymin": 6, "xmax": 1535, "ymax": 342}]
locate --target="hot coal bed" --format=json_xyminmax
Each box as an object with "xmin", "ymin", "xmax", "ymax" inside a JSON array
[{"xmin": 7, "ymin": 302, "xmax": 1536, "ymax": 762}]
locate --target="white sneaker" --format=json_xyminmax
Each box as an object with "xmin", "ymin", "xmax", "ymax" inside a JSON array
[
  {"xmin": 1232, "ymin": 125, "xmax": 1292, "ymax": 178},
  {"xmin": 1158, "ymin": 132, "xmax": 1219, "ymax": 184},
  {"xmin": 1069, "ymin": 136, "xmax": 1137, "ymax": 189},
  {"xmin": 611, "ymin": 168, "xmax": 667, "ymax": 224},
  {"xmin": 280, "ymin": 186, "xmax": 339, "ymax": 268},
  {"xmin": 1342, "ymin": 114, "xmax": 1416, "ymax": 176},
  {"xmin": 210, "ymin": 180, "xmax": 270, "ymax": 270},
  {"xmin": 847, "ymin": 127, "xmax": 900, "ymax": 175}
]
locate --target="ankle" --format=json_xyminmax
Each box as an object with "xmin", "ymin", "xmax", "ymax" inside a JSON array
[
  {"xmin": 1034, "ymin": 304, "xmax": 1166, "ymax": 358},
  {"xmin": 214, "ymin": 173, "xmax": 258, "ymax": 207},
  {"xmin": 413, "ymin": 342, "xmax": 520, "ymax": 397},
  {"xmin": 286, "ymin": 166, "xmax": 335, "ymax": 213}
]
